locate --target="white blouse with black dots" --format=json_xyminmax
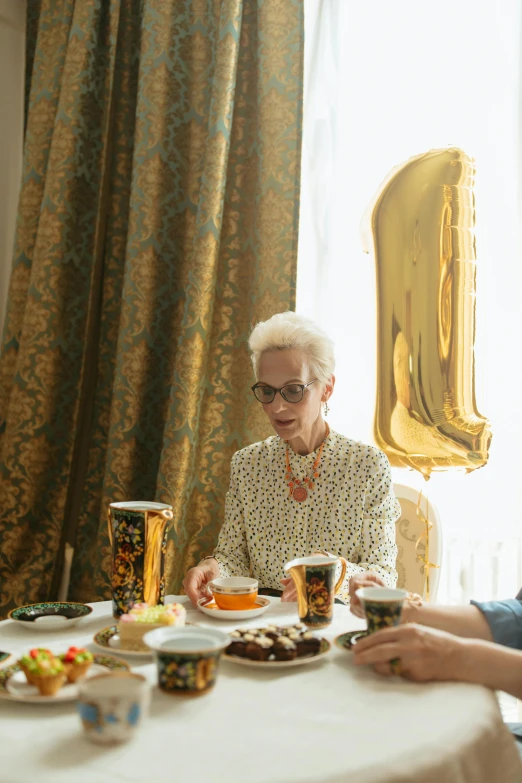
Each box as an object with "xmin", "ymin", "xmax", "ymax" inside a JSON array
[{"xmin": 213, "ymin": 429, "xmax": 400, "ymax": 604}]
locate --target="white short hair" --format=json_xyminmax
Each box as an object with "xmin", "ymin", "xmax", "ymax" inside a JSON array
[{"xmin": 249, "ymin": 311, "xmax": 335, "ymax": 382}]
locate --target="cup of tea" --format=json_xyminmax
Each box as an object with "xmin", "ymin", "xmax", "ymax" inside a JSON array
[
  {"xmin": 355, "ymin": 587, "xmax": 408, "ymax": 633},
  {"xmin": 207, "ymin": 577, "xmax": 258, "ymax": 610},
  {"xmin": 144, "ymin": 627, "xmax": 230, "ymax": 697},
  {"xmin": 284, "ymin": 555, "xmax": 347, "ymax": 628},
  {"xmin": 77, "ymin": 672, "xmax": 150, "ymax": 745}
]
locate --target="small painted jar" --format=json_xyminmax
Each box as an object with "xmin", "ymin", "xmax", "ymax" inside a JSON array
[{"xmin": 144, "ymin": 627, "xmax": 230, "ymax": 697}]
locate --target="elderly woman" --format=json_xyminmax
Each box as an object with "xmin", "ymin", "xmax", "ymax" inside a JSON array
[{"xmin": 183, "ymin": 312, "xmax": 400, "ymax": 607}]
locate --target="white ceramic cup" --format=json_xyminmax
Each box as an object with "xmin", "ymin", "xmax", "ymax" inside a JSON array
[{"xmin": 77, "ymin": 672, "xmax": 150, "ymax": 745}]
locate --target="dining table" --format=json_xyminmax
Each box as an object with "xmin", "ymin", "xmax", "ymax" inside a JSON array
[{"xmin": 0, "ymin": 595, "xmax": 521, "ymax": 783}]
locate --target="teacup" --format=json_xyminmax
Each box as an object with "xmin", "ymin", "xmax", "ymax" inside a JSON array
[
  {"xmin": 284, "ymin": 555, "xmax": 347, "ymax": 628},
  {"xmin": 355, "ymin": 587, "xmax": 408, "ymax": 633},
  {"xmin": 77, "ymin": 672, "xmax": 150, "ymax": 745},
  {"xmin": 144, "ymin": 627, "xmax": 230, "ymax": 697},
  {"xmin": 208, "ymin": 577, "xmax": 258, "ymax": 610}
]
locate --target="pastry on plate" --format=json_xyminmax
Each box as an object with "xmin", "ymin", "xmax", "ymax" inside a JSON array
[
  {"xmin": 18, "ymin": 650, "xmax": 66, "ymax": 696},
  {"xmin": 60, "ymin": 646, "xmax": 94, "ymax": 682},
  {"xmin": 273, "ymin": 636, "xmax": 297, "ymax": 661},
  {"xmin": 119, "ymin": 602, "xmax": 186, "ymax": 652},
  {"xmin": 18, "ymin": 648, "xmax": 52, "ymax": 685}
]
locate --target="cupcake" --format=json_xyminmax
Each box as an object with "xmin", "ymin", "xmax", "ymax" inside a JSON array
[
  {"xmin": 226, "ymin": 631, "xmax": 248, "ymax": 658},
  {"xmin": 245, "ymin": 636, "xmax": 274, "ymax": 661},
  {"xmin": 60, "ymin": 646, "xmax": 94, "ymax": 683},
  {"xmin": 273, "ymin": 636, "xmax": 297, "ymax": 661},
  {"xmin": 296, "ymin": 631, "xmax": 321, "ymax": 657},
  {"xmin": 259, "ymin": 625, "xmax": 279, "ymax": 641},
  {"xmin": 18, "ymin": 648, "xmax": 53, "ymax": 685},
  {"xmin": 21, "ymin": 651, "xmax": 66, "ymax": 696}
]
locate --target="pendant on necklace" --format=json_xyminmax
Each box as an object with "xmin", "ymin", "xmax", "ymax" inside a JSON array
[{"xmin": 292, "ymin": 485, "xmax": 308, "ymax": 502}]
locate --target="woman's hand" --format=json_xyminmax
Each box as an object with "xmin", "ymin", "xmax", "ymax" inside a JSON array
[
  {"xmin": 280, "ymin": 577, "xmax": 297, "ymax": 602},
  {"xmin": 353, "ymin": 623, "xmax": 467, "ymax": 682},
  {"xmin": 182, "ymin": 559, "xmax": 220, "ymax": 608},
  {"xmin": 349, "ymin": 572, "xmax": 387, "ymax": 617}
]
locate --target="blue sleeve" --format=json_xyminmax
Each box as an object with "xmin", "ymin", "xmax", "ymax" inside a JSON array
[{"xmin": 470, "ymin": 598, "xmax": 522, "ymax": 649}]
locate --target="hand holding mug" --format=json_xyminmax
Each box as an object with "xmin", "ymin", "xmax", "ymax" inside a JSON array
[
  {"xmin": 349, "ymin": 572, "xmax": 387, "ymax": 618},
  {"xmin": 182, "ymin": 559, "xmax": 220, "ymax": 608},
  {"xmin": 353, "ymin": 623, "xmax": 467, "ymax": 682},
  {"xmin": 280, "ymin": 577, "xmax": 297, "ymax": 602}
]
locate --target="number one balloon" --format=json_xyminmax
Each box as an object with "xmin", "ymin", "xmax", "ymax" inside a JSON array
[{"xmin": 363, "ymin": 147, "xmax": 492, "ymax": 479}]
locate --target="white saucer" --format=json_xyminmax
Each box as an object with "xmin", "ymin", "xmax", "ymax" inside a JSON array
[{"xmin": 197, "ymin": 596, "xmax": 270, "ymax": 620}]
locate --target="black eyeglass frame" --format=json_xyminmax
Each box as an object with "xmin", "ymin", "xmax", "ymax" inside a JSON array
[{"xmin": 251, "ymin": 379, "xmax": 318, "ymax": 404}]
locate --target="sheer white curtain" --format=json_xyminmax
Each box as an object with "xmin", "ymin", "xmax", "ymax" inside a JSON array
[{"xmin": 298, "ymin": 0, "xmax": 522, "ymax": 603}]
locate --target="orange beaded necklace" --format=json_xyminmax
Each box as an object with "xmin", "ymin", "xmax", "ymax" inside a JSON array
[{"xmin": 285, "ymin": 423, "xmax": 330, "ymax": 502}]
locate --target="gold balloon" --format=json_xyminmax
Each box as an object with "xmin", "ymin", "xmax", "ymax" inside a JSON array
[{"xmin": 362, "ymin": 147, "xmax": 492, "ymax": 478}]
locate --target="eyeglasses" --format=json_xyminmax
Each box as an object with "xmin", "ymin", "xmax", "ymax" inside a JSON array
[{"xmin": 251, "ymin": 379, "xmax": 317, "ymax": 404}]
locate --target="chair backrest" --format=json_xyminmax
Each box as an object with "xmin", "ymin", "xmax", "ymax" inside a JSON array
[{"xmin": 393, "ymin": 484, "xmax": 443, "ymax": 602}]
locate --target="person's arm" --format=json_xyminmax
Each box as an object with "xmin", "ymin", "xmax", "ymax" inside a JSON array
[
  {"xmin": 337, "ymin": 449, "xmax": 400, "ymax": 602},
  {"xmin": 456, "ymin": 640, "xmax": 522, "ymax": 700},
  {"xmin": 212, "ymin": 453, "xmax": 250, "ymax": 577},
  {"xmin": 353, "ymin": 622, "xmax": 522, "ymax": 700},
  {"xmin": 183, "ymin": 453, "xmax": 250, "ymax": 606},
  {"xmin": 402, "ymin": 601, "xmax": 494, "ymax": 641}
]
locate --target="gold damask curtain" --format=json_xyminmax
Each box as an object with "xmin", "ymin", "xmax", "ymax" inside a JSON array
[{"xmin": 0, "ymin": 0, "xmax": 303, "ymax": 614}]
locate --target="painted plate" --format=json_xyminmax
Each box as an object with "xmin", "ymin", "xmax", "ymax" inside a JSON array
[
  {"xmin": 8, "ymin": 602, "xmax": 93, "ymax": 631},
  {"xmin": 0, "ymin": 654, "xmax": 129, "ymax": 704},
  {"xmin": 223, "ymin": 638, "xmax": 331, "ymax": 669},
  {"xmin": 334, "ymin": 631, "xmax": 368, "ymax": 651},
  {"xmin": 93, "ymin": 626, "xmax": 153, "ymax": 658},
  {"xmin": 93, "ymin": 623, "xmax": 195, "ymax": 657},
  {"xmin": 197, "ymin": 596, "xmax": 271, "ymax": 621},
  {"xmin": 0, "ymin": 652, "xmax": 12, "ymax": 667}
]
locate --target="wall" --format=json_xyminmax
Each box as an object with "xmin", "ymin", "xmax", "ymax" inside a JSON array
[{"xmin": 0, "ymin": 0, "xmax": 25, "ymax": 335}]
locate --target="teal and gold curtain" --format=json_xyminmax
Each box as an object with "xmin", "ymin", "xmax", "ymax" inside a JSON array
[{"xmin": 0, "ymin": 0, "xmax": 304, "ymax": 615}]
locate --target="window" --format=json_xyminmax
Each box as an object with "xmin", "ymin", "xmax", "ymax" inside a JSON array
[{"xmin": 299, "ymin": 0, "xmax": 522, "ymax": 603}]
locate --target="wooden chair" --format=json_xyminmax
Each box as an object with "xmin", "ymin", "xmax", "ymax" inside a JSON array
[{"xmin": 393, "ymin": 484, "xmax": 443, "ymax": 601}]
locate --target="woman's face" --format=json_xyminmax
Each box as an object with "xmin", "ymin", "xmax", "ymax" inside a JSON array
[{"xmin": 256, "ymin": 348, "xmax": 331, "ymax": 443}]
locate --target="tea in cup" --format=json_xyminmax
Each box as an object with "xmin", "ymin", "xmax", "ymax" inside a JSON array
[
  {"xmin": 77, "ymin": 672, "xmax": 150, "ymax": 745},
  {"xmin": 284, "ymin": 555, "xmax": 347, "ymax": 628},
  {"xmin": 355, "ymin": 587, "xmax": 408, "ymax": 633},
  {"xmin": 144, "ymin": 627, "xmax": 230, "ymax": 697},
  {"xmin": 208, "ymin": 577, "xmax": 258, "ymax": 610}
]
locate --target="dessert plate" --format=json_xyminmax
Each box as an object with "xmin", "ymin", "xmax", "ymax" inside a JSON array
[
  {"xmin": 223, "ymin": 638, "xmax": 331, "ymax": 669},
  {"xmin": 334, "ymin": 630, "xmax": 368, "ymax": 652},
  {"xmin": 197, "ymin": 596, "xmax": 270, "ymax": 620},
  {"xmin": 93, "ymin": 623, "xmax": 195, "ymax": 657},
  {"xmin": 93, "ymin": 626, "xmax": 152, "ymax": 658},
  {"xmin": 8, "ymin": 602, "xmax": 93, "ymax": 631},
  {"xmin": 0, "ymin": 654, "xmax": 129, "ymax": 704}
]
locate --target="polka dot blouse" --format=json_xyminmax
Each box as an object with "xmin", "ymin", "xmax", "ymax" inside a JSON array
[{"xmin": 213, "ymin": 429, "xmax": 400, "ymax": 603}]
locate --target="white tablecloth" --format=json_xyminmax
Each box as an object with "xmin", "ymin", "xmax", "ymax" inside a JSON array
[{"xmin": 0, "ymin": 596, "xmax": 520, "ymax": 783}]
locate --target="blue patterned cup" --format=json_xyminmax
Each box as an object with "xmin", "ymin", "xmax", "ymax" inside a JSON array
[
  {"xmin": 77, "ymin": 672, "xmax": 150, "ymax": 744},
  {"xmin": 144, "ymin": 627, "xmax": 230, "ymax": 697}
]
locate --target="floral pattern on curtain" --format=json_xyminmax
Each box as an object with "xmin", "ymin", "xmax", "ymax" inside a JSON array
[{"xmin": 0, "ymin": 0, "xmax": 303, "ymax": 615}]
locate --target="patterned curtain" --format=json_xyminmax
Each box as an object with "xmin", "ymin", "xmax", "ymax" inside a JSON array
[{"xmin": 0, "ymin": 0, "xmax": 303, "ymax": 615}]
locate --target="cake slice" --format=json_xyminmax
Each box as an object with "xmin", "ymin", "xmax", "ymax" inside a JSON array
[{"xmin": 118, "ymin": 603, "xmax": 186, "ymax": 652}]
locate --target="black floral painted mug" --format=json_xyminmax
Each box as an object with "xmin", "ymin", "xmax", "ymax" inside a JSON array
[
  {"xmin": 284, "ymin": 555, "xmax": 347, "ymax": 628},
  {"xmin": 107, "ymin": 501, "xmax": 173, "ymax": 618},
  {"xmin": 143, "ymin": 627, "xmax": 230, "ymax": 697},
  {"xmin": 355, "ymin": 587, "xmax": 408, "ymax": 633}
]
